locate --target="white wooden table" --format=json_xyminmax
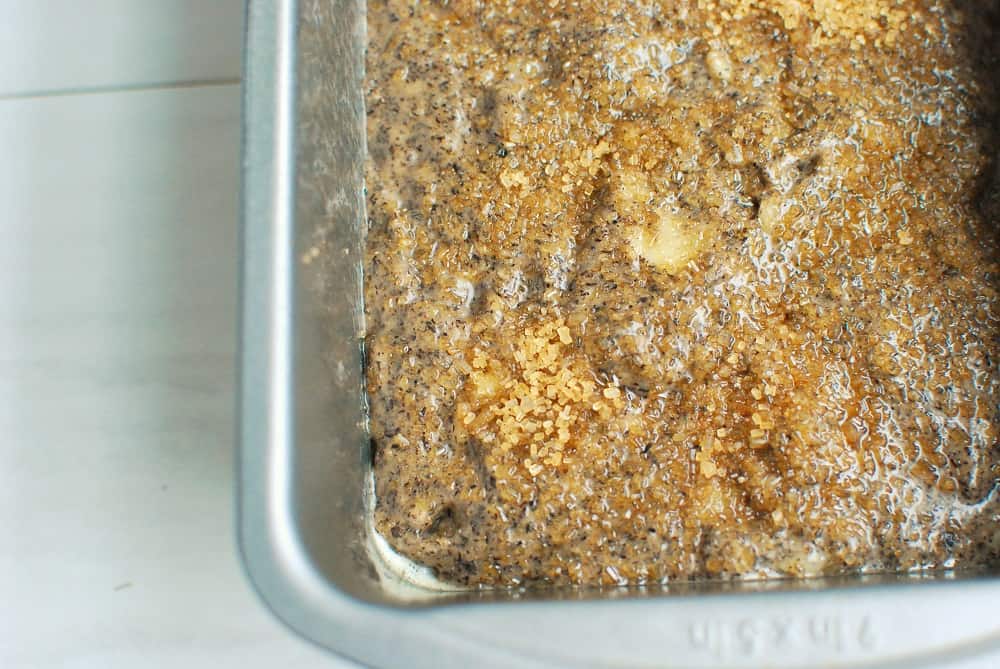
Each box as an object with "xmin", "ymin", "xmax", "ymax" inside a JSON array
[{"xmin": 0, "ymin": 3, "xmax": 354, "ymax": 667}]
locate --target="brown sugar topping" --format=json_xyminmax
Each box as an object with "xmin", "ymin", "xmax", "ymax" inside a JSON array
[{"xmin": 363, "ymin": 0, "xmax": 1000, "ymax": 586}]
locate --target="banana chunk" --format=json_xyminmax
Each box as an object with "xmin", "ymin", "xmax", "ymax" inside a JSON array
[{"xmin": 631, "ymin": 208, "xmax": 704, "ymax": 273}]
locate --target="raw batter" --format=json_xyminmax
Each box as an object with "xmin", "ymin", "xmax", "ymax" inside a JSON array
[{"xmin": 363, "ymin": 0, "xmax": 1000, "ymax": 586}]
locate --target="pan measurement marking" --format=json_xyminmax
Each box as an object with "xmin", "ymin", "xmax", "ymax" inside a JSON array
[{"xmin": 688, "ymin": 614, "xmax": 877, "ymax": 659}]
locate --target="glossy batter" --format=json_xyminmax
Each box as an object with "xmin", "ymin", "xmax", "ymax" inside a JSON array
[{"xmin": 363, "ymin": 0, "xmax": 1000, "ymax": 586}]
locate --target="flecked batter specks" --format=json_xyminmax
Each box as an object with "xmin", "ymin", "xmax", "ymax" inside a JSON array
[{"xmin": 362, "ymin": 0, "xmax": 1000, "ymax": 587}]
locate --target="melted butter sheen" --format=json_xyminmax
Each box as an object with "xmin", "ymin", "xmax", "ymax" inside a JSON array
[{"xmin": 362, "ymin": 0, "xmax": 1000, "ymax": 587}]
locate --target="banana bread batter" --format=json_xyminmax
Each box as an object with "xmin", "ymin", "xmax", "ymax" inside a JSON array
[{"xmin": 363, "ymin": 0, "xmax": 1000, "ymax": 586}]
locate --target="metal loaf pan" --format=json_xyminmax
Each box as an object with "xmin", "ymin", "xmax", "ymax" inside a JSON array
[{"xmin": 238, "ymin": 0, "xmax": 1000, "ymax": 666}]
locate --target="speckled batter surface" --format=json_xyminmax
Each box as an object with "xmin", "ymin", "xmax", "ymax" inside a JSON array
[{"xmin": 363, "ymin": 0, "xmax": 1000, "ymax": 587}]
